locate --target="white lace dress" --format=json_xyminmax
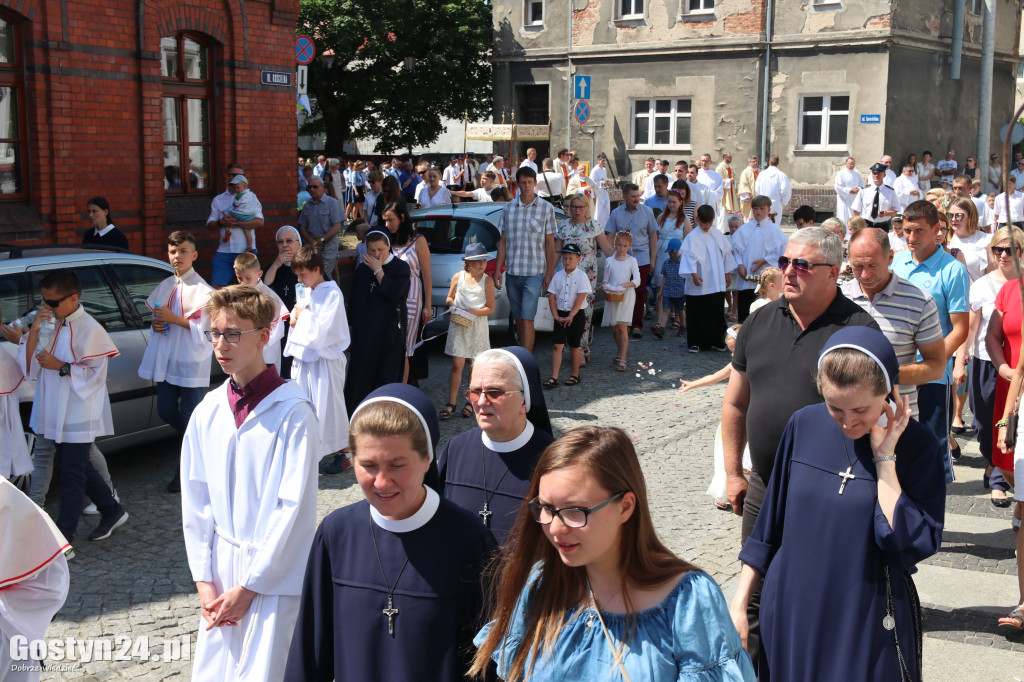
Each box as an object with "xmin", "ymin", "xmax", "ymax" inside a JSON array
[{"xmin": 444, "ymin": 271, "xmax": 491, "ymax": 358}]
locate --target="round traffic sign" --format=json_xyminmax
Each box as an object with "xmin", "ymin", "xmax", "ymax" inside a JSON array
[
  {"xmin": 296, "ymin": 35, "xmax": 316, "ymax": 65},
  {"xmin": 574, "ymin": 100, "xmax": 590, "ymax": 124}
]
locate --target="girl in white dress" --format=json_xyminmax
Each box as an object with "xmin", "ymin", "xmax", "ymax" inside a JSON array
[
  {"xmin": 441, "ymin": 244, "xmax": 495, "ymax": 420},
  {"xmin": 601, "ymin": 231, "xmax": 640, "ymax": 372}
]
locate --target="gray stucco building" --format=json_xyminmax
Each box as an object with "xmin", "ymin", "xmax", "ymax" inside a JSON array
[{"xmin": 492, "ymin": 0, "xmax": 1021, "ymax": 214}]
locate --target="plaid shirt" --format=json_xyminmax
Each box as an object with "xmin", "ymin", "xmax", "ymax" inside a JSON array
[{"xmin": 499, "ymin": 193, "xmax": 556, "ymax": 276}]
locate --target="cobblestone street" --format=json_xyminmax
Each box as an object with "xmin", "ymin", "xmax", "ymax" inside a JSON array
[{"xmin": 33, "ymin": 325, "xmax": 1024, "ymax": 680}]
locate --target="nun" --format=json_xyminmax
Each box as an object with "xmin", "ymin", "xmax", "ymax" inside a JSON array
[
  {"xmin": 285, "ymin": 384, "xmax": 495, "ymax": 681},
  {"xmin": 433, "ymin": 346, "xmax": 554, "ymax": 546},
  {"xmin": 344, "ymin": 230, "xmax": 411, "ymax": 411},
  {"xmin": 731, "ymin": 327, "xmax": 944, "ymax": 681}
]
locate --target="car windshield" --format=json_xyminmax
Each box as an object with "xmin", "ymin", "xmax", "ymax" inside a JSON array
[{"xmin": 412, "ymin": 217, "xmax": 499, "ymax": 254}]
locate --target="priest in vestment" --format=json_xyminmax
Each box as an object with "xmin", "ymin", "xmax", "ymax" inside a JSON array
[
  {"xmin": 754, "ymin": 156, "xmax": 792, "ymax": 227},
  {"xmin": 738, "ymin": 156, "xmax": 759, "ymax": 220},
  {"xmin": 716, "ymin": 153, "xmax": 740, "ymax": 231},
  {"xmin": 833, "ymin": 157, "xmax": 864, "ymax": 224}
]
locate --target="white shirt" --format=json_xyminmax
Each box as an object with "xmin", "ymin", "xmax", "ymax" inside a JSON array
[
  {"xmin": 519, "ymin": 159, "xmax": 538, "ymax": 173},
  {"xmin": 536, "ymin": 171, "xmax": 566, "ymax": 198},
  {"xmin": 416, "ymin": 183, "xmax": 453, "ymax": 207},
  {"xmin": 889, "ymin": 232, "xmax": 907, "ymax": 253},
  {"xmin": 208, "ymin": 191, "xmax": 264, "ymax": 253},
  {"xmin": 442, "ymin": 164, "xmax": 463, "ymax": 186},
  {"xmin": 993, "ymin": 191, "xmax": 1024, "ymax": 224},
  {"xmin": 834, "ymin": 167, "xmax": 864, "ymax": 222},
  {"xmin": 547, "ymin": 267, "xmax": 593, "ymax": 310},
  {"xmin": 677, "ymin": 226, "xmax": 736, "ymax": 295},
  {"xmin": 916, "ymin": 162, "xmax": 935, "ymax": 192},
  {"xmin": 472, "ymin": 187, "xmax": 493, "ymax": 202},
  {"xmin": 851, "ymin": 182, "xmax": 899, "ymax": 220},
  {"xmin": 139, "ymin": 269, "xmax": 214, "ymax": 388},
  {"xmin": 642, "ymin": 173, "xmax": 670, "ymax": 199},
  {"xmin": 892, "ymin": 174, "xmax": 921, "ymax": 211},
  {"xmin": 972, "ymin": 195, "xmax": 994, "ymax": 228},
  {"xmin": 949, "ymin": 230, "xmax": 992, "ymax": 282},
  {"xmin": 884, "ymin": 168, "xmax": 898, "ymax": 187},
  {"xmin": 969, "ymin": 272, "xmax": 1004, "ymax": 361}
]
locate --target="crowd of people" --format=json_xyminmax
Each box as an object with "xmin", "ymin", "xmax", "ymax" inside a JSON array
[{"xmin": 2, "ymin": 145, "xmax": 1024, "ymax": 681}]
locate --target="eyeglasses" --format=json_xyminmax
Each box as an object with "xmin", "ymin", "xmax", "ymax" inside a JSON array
[
  {"xmin": 946, "ymin": 212, "xmax": 967, "ymax": 221},
  {"xmin": 570, "ymin": 205, "xmax": 587, "ymax": 210},
  {"xmin": 992, "ymin": 246, "xmax": 1019, "ymax": 256},
  {"xmin": 42, "ymin": 293, "xmax": 74, "ymax": 308},
  {"xmin": 308, "ymin": 184, "xmax": 323, "ymax": 189},
  {"xmin": 463, "ymin": 388, "xmax": 522, "ymax": 403},
  {"xmin": 528, "ymin": 492, "xmax": 626, "ymax": 528},
  {"xmin": 203, "ymin": 328, "xmax": 266, "ymax": 343},
  {"xmin": 276, "ymin": 238, "xmax": 298, "ymax": 245},
  {"xmin": 778, "ymin": 256, "xmax": 831, "ymax": 274}
]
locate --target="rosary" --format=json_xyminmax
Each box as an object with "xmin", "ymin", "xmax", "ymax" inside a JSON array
[
  {"xmin": 479, "ymin": 442, "xmax": 511, "ymax": 529},
  {"xmin": 369, "ymin": 517, "xmax": 411, "ymax": 635}
]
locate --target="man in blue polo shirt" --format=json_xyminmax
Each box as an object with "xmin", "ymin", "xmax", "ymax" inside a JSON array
[{"xmin": 891, "ymin": 199, "xmax": 969, "ymax": 483}]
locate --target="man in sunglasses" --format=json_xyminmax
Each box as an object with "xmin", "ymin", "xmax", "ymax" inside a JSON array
[
  {"xmin": 722, "ymin": 227, "xmax": 878, "ymax": 666},
  {"xmin": 891, "ymin": 200, "xmax": 970, "ymax": 484},
  {"xmin": 851, "ymin": 162, "xmax": 898, "ymax": 231}
]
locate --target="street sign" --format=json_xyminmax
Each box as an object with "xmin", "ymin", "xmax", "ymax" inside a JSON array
[
  {"xmin": 860, "ymin": 114, "xmax": 881, "ymax": 124},
  {"xmin": 1000, "ymin": 122, "xmax": 1024, "ymax": 144},
  {"xmin": 574, "ymin": 75, "xmax": 591, "ymax": 100},
  {"xmin": 295, "ymin": 35, "xmax": 315, "ymax": 65},
  {"xmin": 574, "ymin": 100, "xmax": 590, "ymax": 124},
  {"xmin": 261, "ymin": 70, "xmax": 292, "ymax": 87},
  {"xmin": 296, "ymin": 65, "xmax": 308, "ymax": 95}
]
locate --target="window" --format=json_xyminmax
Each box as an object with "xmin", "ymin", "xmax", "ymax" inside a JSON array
[
  {"xmin": 798, "ymin": 95, "xmax": 849, "ymax": 149},
  {"xmin": 811, "ymin": 0, "xmax": 842, "ymax": 6},
  {"xmin": 525, "ymin": 0, "xmax": 544, "ymax": 26},
  {"xmin": 29, "ymin": 267, "xmax": 128, "ymax": 332},
  {"xmin": 969, "ymin": 0, "xmax": 982, "ymax": 15},
  {"xmin": 111, "ymin": 263, "xmax": 171, "ymax": 326},
  {"xmin": 0, "ymin": 14, "xmax": 25, "ymax": 199},
  {"xmin": 683, "ymin": 0, "xmax": 714, "ymax": 15},
  {"xmin": 0, "ymin": 272, "xmax": 30, "ymax": 325},
  {"xmin": 161, "ymin": 34, "xmax": 213, "ymax": 194},
  {"xmin": 618, "ymin": 0, "xmax": 644, "ymax": 19},
  {"xmin": 631, "ymin": 98, "xmax": 691, "ymax": 149}
]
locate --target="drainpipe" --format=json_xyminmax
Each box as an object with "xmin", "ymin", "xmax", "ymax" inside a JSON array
[
  {"xmin": 567, "ymin": 2, "xmax": 573, "ymax": 156},
  {"xmin": 759, "ymin": 0, "xmax": 773, "ymax": 166},
  {"xmin": 977, "ymin": 0, "xmax": 996, "ymax": 189},
  {"xmin": 950, "ymin": 0, "xmax": 964, "ymax": 79}
]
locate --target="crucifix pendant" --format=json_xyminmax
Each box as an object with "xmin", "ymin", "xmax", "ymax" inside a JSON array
[
  {"xmin": 479, "ymin": 503, "xmax": 492, "ymax": 528},
  {"xmin": 383, "ymin": 595, "xmax": 399, "ymax": 635},
  {"xmin": 838, "ymin": 466, "xmax": 856, "ymax": 495},
  {"xmin": 369, "ymin": 281, "xmax": 377, "ymax": 292}
]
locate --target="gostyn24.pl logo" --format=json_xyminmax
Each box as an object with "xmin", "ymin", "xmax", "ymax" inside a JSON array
[{"xmin": 9, "ymin": 635, "xmax": 192, "ymax": 663}]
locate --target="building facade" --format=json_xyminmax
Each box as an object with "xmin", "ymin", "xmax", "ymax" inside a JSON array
[
  {"xmin": 0, "ymin": 0, "xmax": 299, "ymax": 260},
  {"xmin": 493, "ymin": 0, "xmax": 1020, "ymax": 214}
]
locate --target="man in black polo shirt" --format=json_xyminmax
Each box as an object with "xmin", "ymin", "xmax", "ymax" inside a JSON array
[{"xmin": 722, "ymin": 227, "xmax": 878, "ymax": 667}]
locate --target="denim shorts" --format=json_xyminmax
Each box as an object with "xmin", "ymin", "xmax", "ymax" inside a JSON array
[
  {"xmin": 506, "ymin": 274, "xmax": 545, "ymax": 321},
  {"xmin": 663, "ymin": 294, "xmax": 686, "ymax": 310},
  {"xmin": 211, "ymin": 251, "xmax": 241, "ymax": 286}
]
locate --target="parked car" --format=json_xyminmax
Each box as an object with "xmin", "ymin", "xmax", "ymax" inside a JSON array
[
  {"xmin": 408, "ymin": 202, "xmax": 605, "ymax": 340},
  {"xmin": 0, "ymin": 245, "xmax": 221, "ymax": 452}
]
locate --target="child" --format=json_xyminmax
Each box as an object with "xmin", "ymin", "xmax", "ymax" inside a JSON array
[
  {"xmin": 233, "ymin": 253, "xmax": 289, "ymax": 372},
  {"xmin": 748, "ymin": 265, "xmax": 782, "ymax": 314},
  {"xmin": 601, "ymin": 231, "xmax": 641, "ymax": 372},
  {"xmin": 726, "ymin": 214, "xmax": 743, "ymax": 320},
  {"xmin": 18, "ymin": 270, "xmax": 127, "ymax": 541},
  {"xmin": 679, "ymin": 204, "xmax": 737, "ymax": 353},
  {"xmin": 284, "ymin": 246, "xmax": 351, "ymax": 466},
  {"xmin": 0, "ymin": 308, "xmax": 31, "ymax": 482},
  {"xmin": 451, "ymin": 170, "xmax": 497, "ymax": 202},
  {"xmin": 139, "ymin": 231, "xmax": 214, "ymax": 493},
  {"xmin": 227, "ymin": 174, "xmax": 259, "ymax": 255},
  {"xmin": 730, "ymin": 195, "xmax": 786, "ymax": 321},
  {"xmin": 181, "ymin": 285, "xmax": 319, "ymax": 682},
  {"xmin": 654, "ymin": 238, "xmax": 685, "ymax": 339},
  {"xmin": 544, "ymin": 243, "xmax": 593, "ymax": 388},
  {"xmin": 440, "ymin": 243, "xmax": 495, "ymax": 419}
]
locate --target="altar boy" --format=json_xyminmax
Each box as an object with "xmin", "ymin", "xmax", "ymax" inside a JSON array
[
  {"xmin": 232, "ymin": 253, "xmax": 289, "ymax": 371},
  {"xmin": 678, "ymin": 204, "xmax": 737, "ymax": 352},
  {"xmin": 181, "ymin": 285, "xmax": 319, "ymax": 682},
  {"xmin": 18, "ymin": 270, "xmax": 127, "ymax": 542},
  {"xmin": 138, "ymin": 231, "xmax": 214, "ymax": 492}
]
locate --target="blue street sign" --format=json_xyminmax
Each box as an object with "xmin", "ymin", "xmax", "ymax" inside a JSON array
[
  {"xmin": 574, "ymin": 100, "xmax": 590, "ymax": 124},
  {"xmin": 295, "ymin": 35, "xmax": 315, "ymax": 65},
  {"xmin": 860, "ymin": 114, "xmax": 881, "ymax": 124},
  {"xmin": 261, "ymin": 70, "xmax": 293, "ymax": 86},
  {"xmin": 574, "ymin": 75, "xmax": 591, "ymax": 100}
]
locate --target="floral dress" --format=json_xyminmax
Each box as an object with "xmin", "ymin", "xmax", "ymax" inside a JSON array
[{"xmin": 556, "ymin": 218, "xmax": 604, "ymax": 357}]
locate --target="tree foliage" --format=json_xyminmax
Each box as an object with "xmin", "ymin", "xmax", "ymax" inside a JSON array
[{"xmin": 298, "ymin": 0, "xmax": 493, "ymax": 154}]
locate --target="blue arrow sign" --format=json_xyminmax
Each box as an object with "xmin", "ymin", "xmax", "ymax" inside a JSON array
[
  {"xmin": 574, "ymin": 75, "xmax": 591, "ymax": 100},
  {"xmin": 574, "ymin": 100, "xmax": 590, "ymax": 124}
]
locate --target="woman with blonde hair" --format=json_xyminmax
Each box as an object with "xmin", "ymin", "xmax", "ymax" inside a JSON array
[
  {"xmin": 948, "ymin": 196, "xmax": 992, "ymax": 282},
  {"xmin": 471, "ymin": 426, "xmax": 753, "ymax": 681}
]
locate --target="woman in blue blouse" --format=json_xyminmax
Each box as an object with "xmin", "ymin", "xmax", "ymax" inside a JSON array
[{"xmin": 471, "ymin": 426, "xmax": 754, "ymax": 681}]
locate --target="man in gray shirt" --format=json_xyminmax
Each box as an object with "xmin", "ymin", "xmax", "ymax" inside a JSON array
[
  {"xmin": 297, "ymin": 177, "xmax": 344, "ymax": 279},
  {"xmin": 605, "ymin": 183, "xmax": 658, "ymax": 337}
]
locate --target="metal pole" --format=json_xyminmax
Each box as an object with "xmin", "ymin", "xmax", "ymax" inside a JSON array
[
  {"xmin": 977, "ymin": 0, "xmax": 996, "ymax": 190},
  {"xmin": 567, "ymin": 2, "xmax": 573, "ymax": 158},
  {"xmin": 759, "ymin": 0, "xmax": 774, "ymax": 167},
  {"xmin": 405, "ymin": 56, "xmax": 415, "ymax": 157},
  {"xmin": 950, "ymin": 0, "xmax": 964, "ymax": 80}
]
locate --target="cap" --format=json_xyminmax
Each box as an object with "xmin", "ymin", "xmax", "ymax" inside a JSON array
[
  {"xmin": 667, "ymin": 238, "xmax": 682, "ymax": 252},
  {"xmin": 450, "ymin": 155, "xmax": 459, "ymax": 161},
  {"xmin": 869, "ymin": 163, "xmax": 887, "ymax": 174},
  {"xmin": 229, "ymin": 174, "xmax": 248, "ymax": 185},
  {"xmin": 462, "ymin": 242, "xmax": 490, "ymax": 261},
  {"xmin": 559, "ymin": 243, "xmax": 582, "ymax": 256}
]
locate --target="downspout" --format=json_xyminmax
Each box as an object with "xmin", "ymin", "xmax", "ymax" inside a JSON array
[
  {"xmin": 977, "ymin": 0, "xmax": 996, "ymax": 189},
  {"xmin": 567, "ymin": 2, "xmax": 573, "ymax": 156},
  {"xmin": 950, "ymin": 0, "xmax": 964, "ymax": 79},
  {"xmin": 759, "ymin": 0, "xmax": 773, "ymax": 166}
]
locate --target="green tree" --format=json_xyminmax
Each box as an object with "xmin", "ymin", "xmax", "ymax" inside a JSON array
[{"xmin": 298, "ymin": 0, "xmax": 493, "ymax": 154}]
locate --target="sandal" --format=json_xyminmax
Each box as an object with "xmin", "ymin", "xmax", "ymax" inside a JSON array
[
  {"xmin": 543, "ymin": 377, "xmax": 559, "ymax": 389},
  {"xmin": 460, "ymin": 403, "xmax": 474, "ymax": 418},
  {"xmin": 565, "ymin": 375, "xmax": 581, "ymax": 386},
  {"xmin": 997, "ymin": 606, "xmax": 1024, "ymax": 630},
  {"xmin": 613, "ymin": 356, "xmax": 621, "ymax": 366},
  {"xmin": 652, "ymin": 325, "xmax": 665, "ymax": 339},
  {"xmin": 439, "ymin": 402, "xmax": 456, "ymax": 420},
  {"xmin": 615, "ymin": 359, "xmax": 626, "ymax": 372}
]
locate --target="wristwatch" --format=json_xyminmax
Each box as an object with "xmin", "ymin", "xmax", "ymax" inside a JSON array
[{"xmin": 59, "ymin": 362, "xmax": 71, "ymax": 377}]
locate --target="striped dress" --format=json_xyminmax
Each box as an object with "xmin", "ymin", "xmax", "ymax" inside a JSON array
[{"xmin": 395, "ymin": 236, "xmax": 423, "ymax": 357}]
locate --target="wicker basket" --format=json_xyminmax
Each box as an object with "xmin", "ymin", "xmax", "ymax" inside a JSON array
[
  {"xmin": 605, "ymin": 290, "xmax": 626, "ymax": 302},
  {"xmin": 449, "ymin": 309, "xmax": 473, "ymax": 327}
]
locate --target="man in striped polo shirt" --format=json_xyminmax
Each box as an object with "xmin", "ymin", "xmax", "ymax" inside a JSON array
[{"xmin": 842, "ymin": 227, "xmax": 947, "ymax": 418}]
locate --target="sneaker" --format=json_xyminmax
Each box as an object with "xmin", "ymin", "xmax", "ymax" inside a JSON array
[
  {"xmin": 689, "ymin": 346, "xmax": 701, "ymax": 353},
  {"xmin": 677, "ymin": 330, "xmax": 686, "ymax": 338},
  {"xmin": 83, "ymin": 488, "xmax": 118, "ymax": 516},
  {"xmin": 320, "ymin": 453, "xmax": 351, "ymax": 475},
  {"xmin": 64, "ymin": 548, "xmax": 75, "ymax": 561},
  {"xmin": 88, "ymin": 510, "xmax": 129, "ymax": 541},
  {"xmin": 711, "ymin": 345, "xmax": 729, "ymax": 352}
]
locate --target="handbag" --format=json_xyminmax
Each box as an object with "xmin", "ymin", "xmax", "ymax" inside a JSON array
[
  {"xmin": 533, "ymin": 296, "xmax": 554, "ymax": 332},
  {"xmin": 541, "ymin": 170, "xmax": 565, "ymax": 210},
  {"xmin": 1006, "ymin": 414, "xmax": 1018, "ymax": 450}
]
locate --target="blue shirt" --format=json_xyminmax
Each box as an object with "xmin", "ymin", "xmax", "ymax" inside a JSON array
[
  {"xmin": 399, "ymin": 170, "xmax": 416, "ymax": 198},
  {"xmin": 644, "ymin": 194, "xmax": 667, "ymax": 212},
  {"xmin": 661, "ymin": 256, "xmax": 686, "ymax": 299},
  {"xmin": 891, "ymin": 247, "xmax": 969, "ymax": 384}
]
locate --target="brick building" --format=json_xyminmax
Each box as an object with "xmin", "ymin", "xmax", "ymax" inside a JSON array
[
  {"xmin": 0, "ymin": 0, "xmax": 299, "ymax": 261},
  {"xmin": 493, "ymin": 0, "xmax": 1021, "ymax": 217}
]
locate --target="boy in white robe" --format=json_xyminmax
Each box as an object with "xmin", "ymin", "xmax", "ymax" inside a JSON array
[
  {"xmin": 0, "ymin": 344, "xmax": 31, "ymax": 482},
  {"xmin": 138, "ymin": 231, "xmax": 214, "ymax": 493},
  {"xmin": 18, "ymin": 270, "xmax": 127, "ymax": 542},
  {"xmin": 232, "ymin": 253, "xmax": 289, "ymax": 372},
  {"xmin": 731, "ymin": 195, "xmax": 788, "ymax": 321},
  {"xmin": 679, "ymin": 205, "xmax": 737, "ymax": 352},
  {"xmin": 284, "ymin": 245, "xmax": 351, "ymax": 462},
  {"xmin": 181, "ymin": 285, "xmax": 319, "ymax": 682}
]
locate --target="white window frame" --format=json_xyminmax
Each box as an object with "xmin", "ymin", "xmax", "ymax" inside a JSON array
[
  {"xmin": 617, "ymin": 0, "xmax": 644, "ymax": 20},
  {"xmin": 630, "ymin": 98, "xmax": 691, "ymax": 150},
  {"xmin": 796, "ymin": 94, "xmax": 849, "ymax": 151},
  {"xmin": 524, "ymin": 0, "xmax": 544, "ymax": 27},
  {"xmin": 969, "ymin": 0, "xmax": 982, "ymax": 15},
  {"xmin": 811, "ymin": 0, "xmax": 843, "ymax": 6},
  {"xmin": 682, "ymin": 0, "xmax": 715, "ymax": 16}
]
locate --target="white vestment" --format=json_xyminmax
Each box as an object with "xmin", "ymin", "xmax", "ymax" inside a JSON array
[
  {"xmin": 139, "ymin": 269, "xmax": 214, "ymax": 388},
  {"xmin": 284, "ymin": 280, "xmax": 350, "ymax": 457},
  {"xmin": 181, "ymin": 381, "xmax": 319, "ymax": 682},
  {"xmin": 884, "ymin": 169, "xmax": 898, "ymax": 187},
  {"xmin": 678, "ymin": 227, "xmax": 736, "ymax": 295},
  {"xmin": 892, "ymin": 175, "xmax": 921, "ymax": 211},
  {"xmin": 688, "ymin": 181, "xmax": 714, "ymax": 212},
  {"xmin": 972, "ymin": 195, "xmax": 994, "ymax": 229},
  {"xmin": 730, "ymin": 220, "xmax": 788, "ymax": 291},
  {"xmin": 643, "ymin": 173, "xmax": 670, "ymax": 200},
  {"xmin": 590, "ymin": 166, "xmax": 611, "ymax": 228},
  {"xmin": 256, "ymin": 281, "xmax": 289, "ymax": 372},
  {"xmin": 0, "ymin": 351, "xmax": 30, "ymax": 478},
  {"xmin": 697, "ymin": 169, "xmax": 724, "ymax": 207},
  {"xmin": 754, "ymin": 166, "xmax": 792, "ymax": 226},
  {"xmin": 833, "ymin": 167, "xmax": 864, "ymax": 223}
]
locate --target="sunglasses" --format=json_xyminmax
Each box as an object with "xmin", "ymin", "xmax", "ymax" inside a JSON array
[
  {"xmin": 945, "ymin": 212, "xmax": 967, "ymax": 221},
  {"xmin": 992, "ymin": 246, "xmax": 1020, "ymax": 256},
  {"xmin": 778, "ymin": 256, "xmax": 830, "ymax": 274},
  {"xmin": 42, "ymin": 293, "xmax": 74, "ymax": 308},
  {"xmin": 463, "ymin": 388, "xmax": 522, "ymax": 403}
]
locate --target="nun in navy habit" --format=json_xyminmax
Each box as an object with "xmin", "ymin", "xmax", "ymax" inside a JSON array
[
  {"xmin": 433, "ymin": 346, "xmax": 554, "ymax": 546},
  {"xmin": 732, "ymin": 327, "xmax": 945, "ymax": 682},
  {"xmin": 284, "ymin": 384, "xmax": 495, "ymax": 681},
  {"xmin": 344, "ymin": 230, "xmax": 411, "ymax": 411}
]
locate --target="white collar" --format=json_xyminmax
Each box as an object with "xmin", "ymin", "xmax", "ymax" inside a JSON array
[
  {"xmin": 482, "ymin": 421, "xmax": 535, "ymax": 453},
  {"xmin": 370, "ymin": 485, "xmax": 440, "ymax": 533},
  {"xmin": 175, "ymin": 268, "xmax": 196, "ymax": 284},
  {"xmin": 95, "ymin": 224, "xmax": 115, "ymax": 237},
  {"xmin": 382, "ymin": 253, "xmax": 395, "ymax": 265}
]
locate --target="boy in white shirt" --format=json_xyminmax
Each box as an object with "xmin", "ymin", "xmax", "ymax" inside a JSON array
[
  {"xmin": 138, "ymin": 231, "xmax": 214, "ymax": 492},
  {"xmin": 284, "ymin": 246, "xmax": 351, "ymax": 464},
  {"xmin": 19, "ymin": 270, "xmax": 127, "ymax": 542},
  {"xmin": 233, "ymin": 253, "xmax": 289, "ymax": 372},
  {"xmin": 544, "ymin": 244, "xmax": 593, "ymax": 388}
]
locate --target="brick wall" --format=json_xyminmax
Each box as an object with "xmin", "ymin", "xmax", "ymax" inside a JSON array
[{"xmin": 0, "ymin": 0, "xmax": 299, "ymax": 270}]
